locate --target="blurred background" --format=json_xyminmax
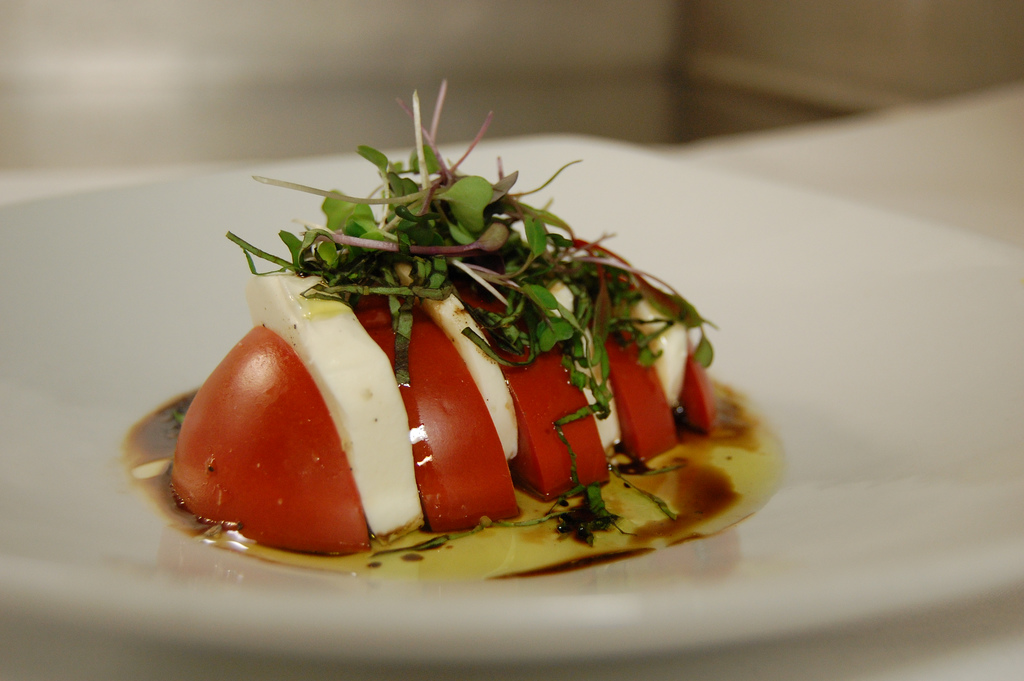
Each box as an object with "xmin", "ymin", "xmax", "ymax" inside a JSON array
[{"xmin": 1, "ymin": 0, "xmax": 1023, "ymax": 169}]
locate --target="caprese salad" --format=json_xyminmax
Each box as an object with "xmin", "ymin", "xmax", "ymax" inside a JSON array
[{"xmin": 166, "ymin": 89, "xmax": 736, "ymax": 561}]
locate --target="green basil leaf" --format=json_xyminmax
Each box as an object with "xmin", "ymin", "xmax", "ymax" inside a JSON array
[{"xmin": 278, "ymin": 230, "xmax": 303, "ymax": 266}]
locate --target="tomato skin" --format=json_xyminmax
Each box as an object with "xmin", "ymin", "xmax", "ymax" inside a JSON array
[
  {"xmin": 172, "ymin": 326, "xmax": 370, "ymax": 554},
  {"xmin": 605, "ymin": 339, "xmax": 678, "ymax": 460},
  {"xmin": 502, "ymin": 351, "xmax": 609, "ymax": 499},
  {"xmin": 680, "ymin": 354, "xmax": 717, "ymax": 433},
  {"xmin": 356, "ymin": 299, "xmax": 518, "ymax": 532}
]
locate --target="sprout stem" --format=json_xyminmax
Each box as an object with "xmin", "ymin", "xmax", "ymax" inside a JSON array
[
  {"xmin": 253, "ymin": 176, "xmax": 425, "ymax": 206},
  {"xmin": 413, "ymin": 91, "xmax": 428, "ymax": 192}
]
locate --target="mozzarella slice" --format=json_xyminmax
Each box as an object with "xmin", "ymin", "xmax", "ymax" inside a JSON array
[
  {"xmin": 245, "ymin": 274, "xmax": 423, "ymax": 540},
  {"xmin": 633, "ymin": 298, "xmax": 688, "ymax": 407},
  {"xmin": 548, "ymin": 282, "xmax": 620, "ymax": 452}
]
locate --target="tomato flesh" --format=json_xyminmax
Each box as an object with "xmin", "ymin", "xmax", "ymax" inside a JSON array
[
  {"xmin": 356, "ymin": 299, "xmax": 519, "ymax": 532},
  {"xmin": 457, "ymin": 287, "xmax": 609, "ymax": 499},
  {"xmin": 502, "ymin": 351, "xmax": 609, "ymax": 499},
  {"xmin": 172, "ymin": 325, "xmax": 370, "ymax": 554},
  {"xmin": 605, "ymin": 339, "xmax": 678, "ymax": 460},
  {"xmin": 680, "ymin": 354, "xmax": 717, "ymax": 433}
]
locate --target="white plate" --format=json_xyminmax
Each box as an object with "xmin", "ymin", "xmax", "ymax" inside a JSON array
[{"xmin": 1, "ymin": 136, "xmax": 1023, "ymax": 662}]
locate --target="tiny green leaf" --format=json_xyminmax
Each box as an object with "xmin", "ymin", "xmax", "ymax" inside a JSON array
[
  {"xmin": 408, "ymin": 145, "xmax": 440, "ymax": 174},
  {"xmin": 278, "ymin": 230, "xmax": 303, "ymax": 266},
  {"xmin": 523, "ymin": 283, "xmax": 559, "ymax": 310},
  {"xmin": 423, "ymin": 145, "xmax": 440, "ymax": 174},
  {"xmin": 322, "ymin": 194, "xmax": 360, "ymax": 232},
  {"xmin": 490, "ymin": 170, "xmax": 518, "ymax": 201},
  {"xmin": 536, "ymin": 325, "xmax": 557, "ymax": 353},
  {"xmin": 447, "ymin": 220, "xmax": 477, "ymax": 245},
  {"xmin": 549, "ymin": 317, "xmax": 575, "ymax": 342},
  {"xmin": 344, "ymin": 205, "xmax": 377, "ymax": 237},
  {"xmin": 388, "ymin": 172, "xmax": 419, "ymax": 197},
  {"xmin": 357, "ymin": 145, "xmax": 389, "ymax": 174},
  {"xmin": 525, "ymin": 217, "xmax": 547, "ymax": 257},
  {"xmin": 440, "ymin": 176, "xmax": 492, "ymax": 234},
  {"xmin": 316, "ymin": 240, "xmax": 338, "ymax": 266},
  {"xmin": 693, "ymin": 332, "xmax": 714, "ymax": 368}
]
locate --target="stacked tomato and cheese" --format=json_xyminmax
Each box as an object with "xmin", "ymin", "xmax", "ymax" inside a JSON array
[{"xmin": 171, "ymin": 274, "xmax": 716, "ymax": 554}]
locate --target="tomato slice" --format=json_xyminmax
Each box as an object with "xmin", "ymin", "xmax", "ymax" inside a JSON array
[
  {"xmin": 356, "ymin": 299, "xmax": 518, "ymax": 532},
  {"xmin": 457, "ymin": 286, "xmax": 608, "ymax": 499},
  {"xmin": 502, "ymin": 351, "xmax": 609, "ymax": 499},
  {"xmin": 680, "ymin": 354, "xmax": 717, "ymax": 433},
  {"xmin": 605, "ymin": 338, "xmax": 678, "ymax": 460},
  {"xmin": 172, "ymin": 326, "xmax": 370, "ymax": 554}
]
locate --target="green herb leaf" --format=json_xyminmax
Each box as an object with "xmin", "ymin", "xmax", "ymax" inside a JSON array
[
  {"xmin": 525, "ymin": 217, "xmax": 547, "ymax": 257},
  {"xmin": 440, "ymin": 176, "xmax": 492, "ymax": 234},
  {"xmin": 316, "ymin": 240, "xmax": 339, "ymax": 266},
  {"xmin": 447, "ymin": 220, "xmax": 477, "ymax": 245},
  {"xmin": 322, "ymin": 195, "xmax": 359, "ymax": 232},
  {"xmin": 357, "ymin": 145, "xmax": 389, "ymax": 174},
  {"xmin": 693, "ymin": 331, "xmax": 714, "ymax": 368},
  {"xmin": 408, "ymin": 145, "xmax": 440, "ymax": 175},
  {"xmin": 390, "ymin": 294, "xmax": 414, "ymax": 386},
  {"xmin": 278, "ymin": 230, "xmax": 303, "ymax": 267},
  {"xmin": 490, "ymin": 170, "xmax": 518, "ymax": 201},
  {"xmin": 523, "ymin": 283, "xmax": 559, "ymax": 310},
  {"xmin": 226, "ymin": 231, "xmax": 294, "ymax": 273},
  {"xmin": 610, "ymin": 466, "xmax": 678, "ymax": 520}
]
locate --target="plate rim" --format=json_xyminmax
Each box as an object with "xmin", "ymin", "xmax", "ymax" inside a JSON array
[{"xmin": 2, "ymin": 135, "xmax": 1024, "ymax": 660}]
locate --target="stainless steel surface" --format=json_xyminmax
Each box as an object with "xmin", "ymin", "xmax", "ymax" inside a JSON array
[
  {"xmin": 4, "ymin": 1, "xmax": 1024, "ymax": 166},
  {"xmin": 0, "ymin": 1, "xmax": 680, "ymax": 168},
  {"xmin": 675, "ymin": 0, "xmax": 1024, "ymax": 138}
]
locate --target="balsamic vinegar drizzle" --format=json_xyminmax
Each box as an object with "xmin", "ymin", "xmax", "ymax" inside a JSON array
[{"xmin": 125, "ymin": 384, "xmax": 783, "ymax": 580}]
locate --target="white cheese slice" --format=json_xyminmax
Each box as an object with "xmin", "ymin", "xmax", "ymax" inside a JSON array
[
  {"xmin": 548, "ymin": 282, "xmax": 620, "ymax": 452},
  {"xmin": 245, "ymin": 274, "xmax": 423, "ymax": 540},
  {"xmin": 633, "ymin": 298, "xmax": 688, "ymax": 407}
]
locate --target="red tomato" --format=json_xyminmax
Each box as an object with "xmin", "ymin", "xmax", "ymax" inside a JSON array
[
  {"xmin": 356, "ymin": 298, "xmax": 518, "ymax": 532},
  {"xmin": 605, "ymin": 339, "xmax": 678, "ymax": 460},
  {"xmin": 172, "ymin": 326, "xmax": 370, "ymax": 554},
  {"xmin": 458, "ymin": 287, "xmax": 609, "ymax": 499},
  {"xmin": 680, "ymin": 354, "xmax": 717, "ymax": 433},
  {"xmin": 502, "ymin": 351, "xmax": 609, "ymax": 499}
]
